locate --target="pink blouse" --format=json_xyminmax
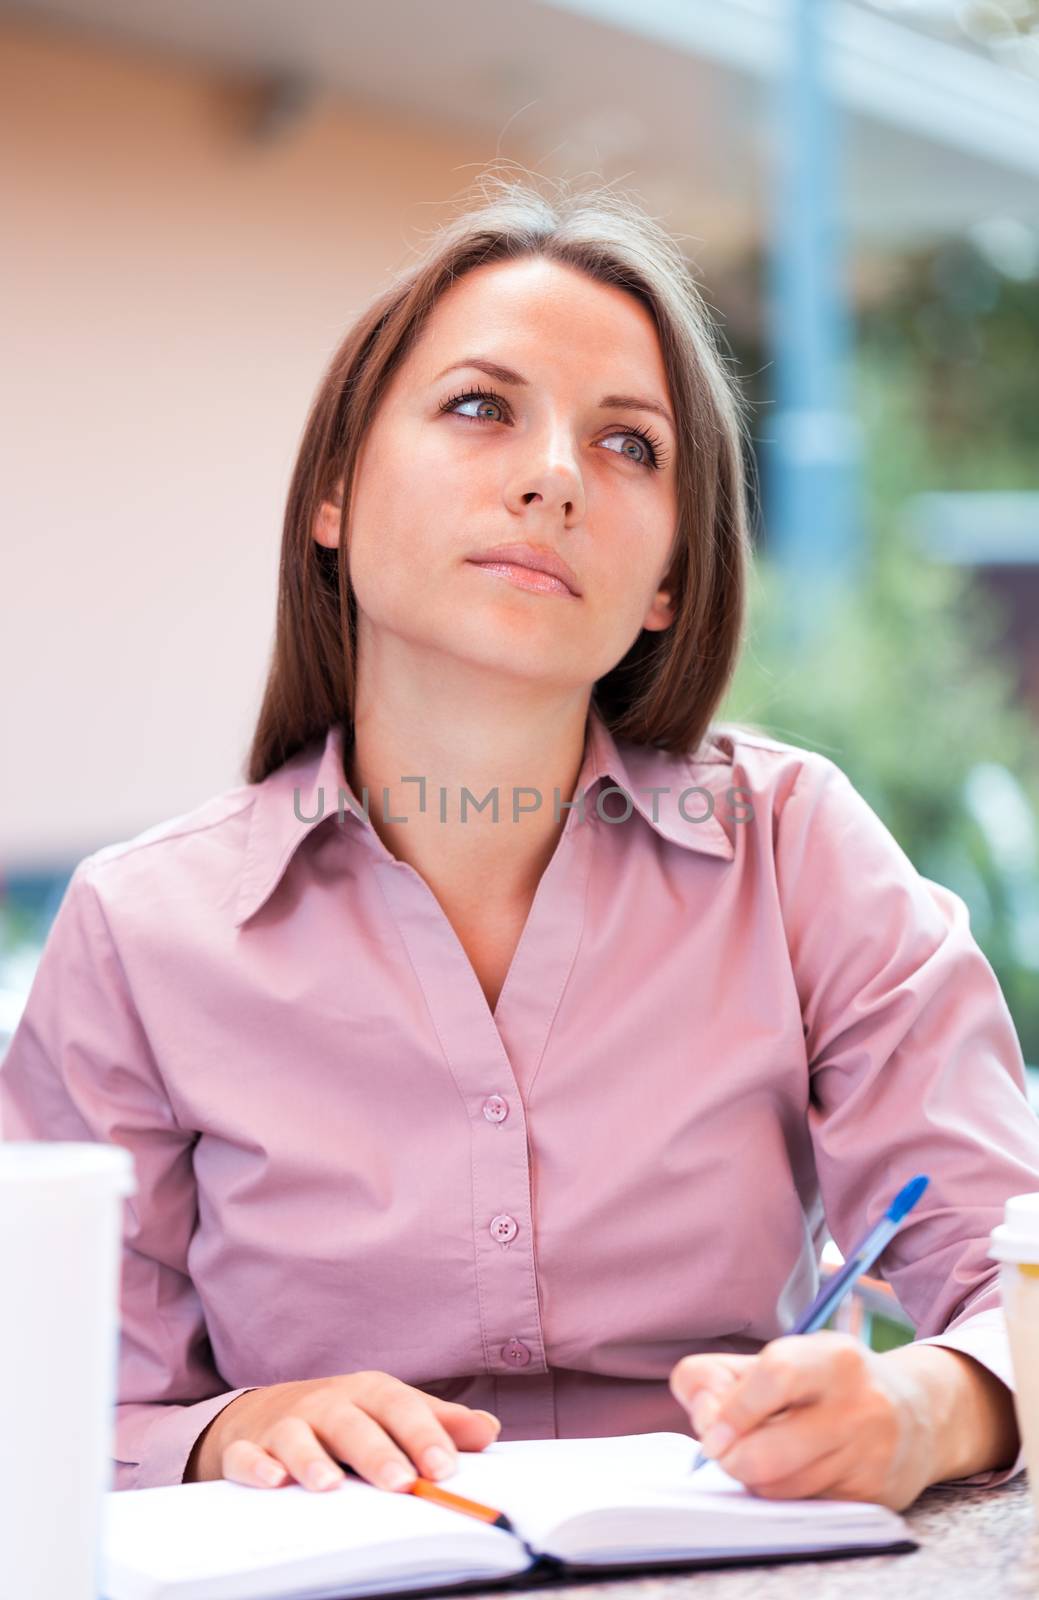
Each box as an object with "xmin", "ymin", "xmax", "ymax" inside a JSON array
[{"xmin": 3, "ymin": 704, "xmax": 1037, "ymax": 1492}]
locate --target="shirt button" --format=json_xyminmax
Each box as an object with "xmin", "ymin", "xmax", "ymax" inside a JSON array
[
  {"xmin": 502, "ymin": 1338, "xmax": 531, "ymax": 1367},
  {"xmin": 490, "ymin": 1214, "xmax": 518, "ymax": 1244},
  {"xmin": 483, "ymin": 1095, "xmax": 509, "ymax": 1123}
]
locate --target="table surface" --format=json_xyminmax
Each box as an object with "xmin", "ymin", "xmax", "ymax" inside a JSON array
[{"xmin": 459, "ymin": 1476, "xmax": 1039, "ymax": 1600}]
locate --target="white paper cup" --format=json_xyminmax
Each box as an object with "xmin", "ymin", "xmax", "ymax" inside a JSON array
[
  {"xmin": 990, "ymin": 1192, "xmax": 1039, "ymax": 1520},
  {"xmin": 0, "ymin": 1142, "xmax": 135, "ymax": 1599}
]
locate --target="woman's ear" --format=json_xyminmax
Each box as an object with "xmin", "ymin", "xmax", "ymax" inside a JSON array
[
  {"xmin": 643, "ymin": 587, "xmax": 676, "ymax": 633},
  {"xmin": 312, "ymin": 478, "xmax": 346, "ymax": 549},
  {"xmin": 312, "ymin": 499, "xmax": 342, "ymax": 549}
]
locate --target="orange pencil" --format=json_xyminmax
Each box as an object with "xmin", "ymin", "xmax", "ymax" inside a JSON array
[
  {"xmin": 409, "ymin": 1477, "xmax": 516, "ymax": 1533},
  {"xmin": 337, "ymin": 1462, "xmax": 516, "ymax": 1534}
]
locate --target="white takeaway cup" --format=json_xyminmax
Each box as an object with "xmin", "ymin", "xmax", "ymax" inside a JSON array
[
  {"xmin": 989, "ymin": 1192, "xmax": 1039, "ymax": 1521},
  {"xmin": 0, "ymin": 1142, "xmax": 135, "ymax": 1599}
]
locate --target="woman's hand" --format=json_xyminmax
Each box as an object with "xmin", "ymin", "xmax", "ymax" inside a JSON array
[
  {"xmin": 669, "ymin": 1330, "xmax": 939, "ymax": 1511},
  {"xmin": 183, "ymin": 1372, "xmax": 502, "ymax": 1493}
]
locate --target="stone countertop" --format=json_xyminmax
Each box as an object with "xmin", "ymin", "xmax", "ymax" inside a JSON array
[{"xmin": 461, "ymin": 1477, "xmax": 1039, "ymax": 1600}]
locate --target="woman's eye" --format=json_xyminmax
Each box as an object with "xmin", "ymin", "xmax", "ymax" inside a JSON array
[
  {"xmin": 440, "ymin": 388, "xmax": 664, "ymax": 470},
  {"xmin": 600, "ymin": 432, "xmax": 653, "ymax": 466},
  {"xmin": 450, "ymin": 393, "xmax": 505, "ymax": 424}
]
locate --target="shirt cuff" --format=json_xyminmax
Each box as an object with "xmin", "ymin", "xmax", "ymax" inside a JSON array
[
  {"xmin": 913, "ymin": 1308, "xmax": 1025, "ymax": 1488},
  {"xmin": 113, "ymin": 1388, "xmax": 260, "ymax": 1490}
]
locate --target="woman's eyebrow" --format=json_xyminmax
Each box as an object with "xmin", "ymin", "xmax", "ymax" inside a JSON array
[{"xmin": 433, "ymin": 356, "xmax": 675, "ymax": 433}]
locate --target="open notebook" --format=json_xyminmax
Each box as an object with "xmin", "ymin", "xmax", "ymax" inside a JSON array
[{"xmin": 101, "ymin": 1431, "xmax": 918, "ymax": 1600}]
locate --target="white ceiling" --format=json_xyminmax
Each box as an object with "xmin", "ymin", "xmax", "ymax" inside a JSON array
[{"xmin": 7, "ymin": 0, "xmax": 1039, "ymax": 251}]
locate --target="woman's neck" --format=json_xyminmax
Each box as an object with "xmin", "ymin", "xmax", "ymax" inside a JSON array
[{"xmin": 345, "ymin": 679, "xmax": 593, "ymax": 903}]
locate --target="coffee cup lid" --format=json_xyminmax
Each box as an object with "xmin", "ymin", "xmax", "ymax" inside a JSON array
[{"xmin": 989, "ymin": 1192, "xmax": 1039, "ymax": 1264}]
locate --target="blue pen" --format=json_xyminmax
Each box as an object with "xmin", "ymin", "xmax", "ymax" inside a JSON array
[{"xmin": 688, "ymin": 1173, "xmax": 930, "ymax": 1474}]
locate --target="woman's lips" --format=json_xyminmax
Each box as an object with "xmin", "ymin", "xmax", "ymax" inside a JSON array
[{"xmin": 466, "ymin": 560, "xmax": 580, "ymax": 599}]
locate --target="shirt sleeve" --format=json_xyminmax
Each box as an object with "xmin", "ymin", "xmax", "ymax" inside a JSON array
[
  {"xmin": 0, "ymin": 862, "xmax": 257, "ymax": 1489},
  {"xmin": 777, "ymin": 755, "xmax": 1039, "ymax": 1489}
]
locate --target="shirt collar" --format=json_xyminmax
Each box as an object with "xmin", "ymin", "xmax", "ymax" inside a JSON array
[{"xmin": 233, "ymin": 702, "xmax": 734, "ymax": 928}]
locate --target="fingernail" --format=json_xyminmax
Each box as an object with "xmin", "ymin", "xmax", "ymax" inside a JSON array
[
  {"xmin": 701, "ymin": 1422, "xmax": 735, "ymax": 1458},
  {"xmin": 380, "ymin": 1461, "xmax": 417, "ymax": 1491},
  {"xmin": 306, "ymin": 1462, "xmax": 343, "ymax": 1490},
  {"xmin": 691, "ymin": 1394, "xmax": 720, "ymax": 1436},
  {"xmin": 258, "ymin": 1460, "xmax": 287, "ymax": 1487},
  {"xmin": 423, "ymin": 1446, "xmax": 454, "ymax": 1478}
]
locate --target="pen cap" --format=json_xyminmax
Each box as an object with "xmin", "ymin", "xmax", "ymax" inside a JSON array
[{"xmin": 989, "ymin": 1193, "xmax": 1039, "ymax": 1265}]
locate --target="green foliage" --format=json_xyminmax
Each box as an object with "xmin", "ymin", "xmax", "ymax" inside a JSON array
[
  {"xmin": 865, "ymin": 1314, "xmax": 915, "ymax": 1354},
  {"xmin": 857, "ymin": 237, "xmax": 1039, "ymax": 485},
  {"xmin": 714, "ymin": 237, "xmax": 1039, "ymax": 1064}
]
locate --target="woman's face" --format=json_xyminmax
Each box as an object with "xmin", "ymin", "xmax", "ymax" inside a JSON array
[{"xmin": 314, "ymin": 256, "xmax": 680, "ymax": 694}]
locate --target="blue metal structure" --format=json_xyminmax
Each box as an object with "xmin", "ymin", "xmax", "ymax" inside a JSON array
[{"xmin": 765, "ymin": 0, "xmax": 865, "ymax": 649}]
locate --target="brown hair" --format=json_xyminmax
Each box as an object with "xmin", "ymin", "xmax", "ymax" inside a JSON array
[{"xmin": 246, "ymin": 168, "xmax": 758, "ymax": 784}]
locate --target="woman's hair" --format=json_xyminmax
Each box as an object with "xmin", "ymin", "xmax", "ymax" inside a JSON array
[{"xmin": 246, "ymin": 168, "xmax": 759, "ymax": 784}]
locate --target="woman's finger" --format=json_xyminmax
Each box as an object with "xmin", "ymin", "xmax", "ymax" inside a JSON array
[
  {"xmin": 426, "ymin": 1401, "xmax": 503, "ymax": 1449},
  {"xmin": 704, "ymin": 1333, "xmax": 863, "ymax": 1454},
  {"xmin": 263, "ymin": 1413, "xmax": 357, "ymax": 1491},
  {"xmin": 670, "ymin": 1353, "xmax": 752, "ymax": 1416},
  {"xmin": 221, "ymin": 1436, "xmax": 290, "ymax": 1489},
  {"xmin": 691, "ymin": 1387, "xmax": 740, "ymax": 1437},
  {"xmin": 737, "ymin": 1438, "xmax": 849, "ymax": 1502},
  {"xmin": 711, "ymin": 1397, "xmax": 847, "ymax": 1489},
  {"xmin": 353, "ymin": 1385, "xmax": 472, "ymax": 1481}
]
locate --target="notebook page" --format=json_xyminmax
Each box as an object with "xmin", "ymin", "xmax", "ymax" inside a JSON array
[
  {"xmin": 436, "ymin": 1433, "xmax": 912, "ymax": 1561},
  {"xmin": 101, "ymin": 1476, "xmax": 528, "ymax": 1600},
  {"xmin": 435, "ymin": 1432, "xmax": 754, "ymax": 1549}
]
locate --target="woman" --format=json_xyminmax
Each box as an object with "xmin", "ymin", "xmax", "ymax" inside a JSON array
[{"xmin": 3, "ymin": 174, "xmax": 1037, "ymax": 1511}]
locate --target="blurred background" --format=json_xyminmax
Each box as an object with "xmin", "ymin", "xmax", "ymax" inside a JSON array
[{"xmin": 1, "ymin": 1, "xmax": 1037, "ymax": 1334}]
